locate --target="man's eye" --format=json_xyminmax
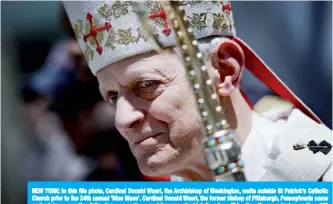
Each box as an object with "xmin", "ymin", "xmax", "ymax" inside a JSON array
[
  {"xmin": 138, "ymin": 81, "xmax": 155, "ymax": 89},
  {"xmin": 108, "ymin": 94, "xmax": 118, "ymax": 104},
  {"xmin": 136, "ymin": 81, "xmax": 158, "ymax": 94},
  {"xmin": 135, "ymin": 80, "xmax": 162, "ymax": 99}
]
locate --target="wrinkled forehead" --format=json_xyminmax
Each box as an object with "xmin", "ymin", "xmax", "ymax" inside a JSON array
[{"xmin": 96, "ymin": 50, "xmax": 182, "ymax": 89}]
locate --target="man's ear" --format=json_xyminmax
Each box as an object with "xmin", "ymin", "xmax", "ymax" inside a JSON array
[{"xmin": 210, "ymin": 39, "xmax": 245, "ymax": 96}]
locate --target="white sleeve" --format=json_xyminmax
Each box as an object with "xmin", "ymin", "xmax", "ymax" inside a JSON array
[
  {"xmin": 262, "ymin": 109, "xmax": 322, "ymax": 172},
  {"xmin": 260, "ymin": 109, "xmax": 332, "ymax": 181},
  {"xmin": 241, "ymin": 112, "xmax": 286, "ymax": 181}
]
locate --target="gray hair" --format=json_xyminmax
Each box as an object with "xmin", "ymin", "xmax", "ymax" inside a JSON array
[
  {"xmin": 171, "ymin": 36, "xmax": 229, "ymax": 80},
  {"xmin": 197, "ymin": 36, "xmax": 229, "ymax": 62},
  {"xmin": 172, "ymin": 36, "xmax": 229, "ymax": 63}
]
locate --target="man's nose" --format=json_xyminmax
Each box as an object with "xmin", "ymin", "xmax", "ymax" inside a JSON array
[{"xmin": 115, "ymin": 95, "xmax": 145, "ymax": 131}]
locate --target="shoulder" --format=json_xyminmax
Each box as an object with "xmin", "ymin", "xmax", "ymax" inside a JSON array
[
  {"xmin": 260, "ymin": 108, "xmax": 332, "ymax": 181},
  {"xmin": 253, "ymin": 95, "xmax": 331, "ymax": 156},
  {"xmin": 251, "ymin": 96, "xmax": 332, "ymax": 181},
  {"xmin": 266, "ymin": 108, "xmax": 331, "ymax": 158}
]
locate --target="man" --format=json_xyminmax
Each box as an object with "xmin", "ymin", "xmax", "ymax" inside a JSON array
[{"xmin": 63, "ymin": 1, "xmax": 332, "ymax": 181}]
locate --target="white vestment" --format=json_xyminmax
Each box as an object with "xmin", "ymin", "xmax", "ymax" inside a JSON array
[{"xmin": 171, "ymin": 108, "xmax": 332, "ymax": 181}]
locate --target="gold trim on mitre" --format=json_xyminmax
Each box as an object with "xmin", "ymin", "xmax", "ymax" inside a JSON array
[{"xmin": 63, "ymin": 0, "xmax": 236, "ymax": 75}]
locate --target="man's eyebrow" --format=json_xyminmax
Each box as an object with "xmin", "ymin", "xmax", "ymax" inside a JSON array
[
  {"xmin": 126, "ymin": 67, "xmax": 170, "ymax": 82},
  {"xmin": 154, "ymin": 68, "xmax": 169, "ymax": 79}
]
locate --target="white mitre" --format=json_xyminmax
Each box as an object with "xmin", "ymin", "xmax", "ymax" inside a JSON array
[{"xmin": 63, "ymin": 0, "xmax": 236, "ymax": 75}]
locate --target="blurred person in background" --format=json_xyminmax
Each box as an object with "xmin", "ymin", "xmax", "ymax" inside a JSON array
[
  {"xmin": 20, "ymin": 7, "xmax": 144, "ymax": 181},
  {"xmin": 20, "ymin": 80, "xmax": 90, "ymax": 181}
]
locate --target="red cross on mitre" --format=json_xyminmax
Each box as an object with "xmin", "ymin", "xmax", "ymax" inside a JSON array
[
  {"xmin": 222, "ymin": 4, "xmax": 232, "ymax": 12},
  {"xmin": 148, "ymin": 8, "xmax": 171, "ymax": 36},
  {"xmin": 83, "ymin": 12, "xmax": 112, "ymax": 55},
  {"xmin": 222, "ymin": 4, "xmax": 232, "ymax": 30}
]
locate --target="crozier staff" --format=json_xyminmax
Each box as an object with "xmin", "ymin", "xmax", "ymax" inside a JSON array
[{"xmin": 63, "ymin": 1, "xmax": 332, "ymax": 181}]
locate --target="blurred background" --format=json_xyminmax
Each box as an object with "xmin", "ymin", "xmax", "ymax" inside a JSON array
[{"xmin": 1, "ymin": 1, "xmax": 332, "ymax": 203}]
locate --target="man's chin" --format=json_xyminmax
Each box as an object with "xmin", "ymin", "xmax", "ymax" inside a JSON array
[{"xmin": 136, "ymin": 151, "xmax": 181, "ymax": 177}]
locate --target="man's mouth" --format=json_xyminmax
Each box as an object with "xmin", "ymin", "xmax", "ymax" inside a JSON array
[{"xmin": 134, "ymin": 133, "xmax": 162, "ymax": 145}]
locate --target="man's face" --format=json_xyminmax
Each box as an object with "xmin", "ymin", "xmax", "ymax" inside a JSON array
[{"xmin": 97, "ymin": 50, "xmax": 202, "ymax": 176}]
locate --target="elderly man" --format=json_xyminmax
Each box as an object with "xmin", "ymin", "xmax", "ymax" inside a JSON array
[{"xmin": 63, "ymin": 1, "xmax": 332, "ymax": 181}]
